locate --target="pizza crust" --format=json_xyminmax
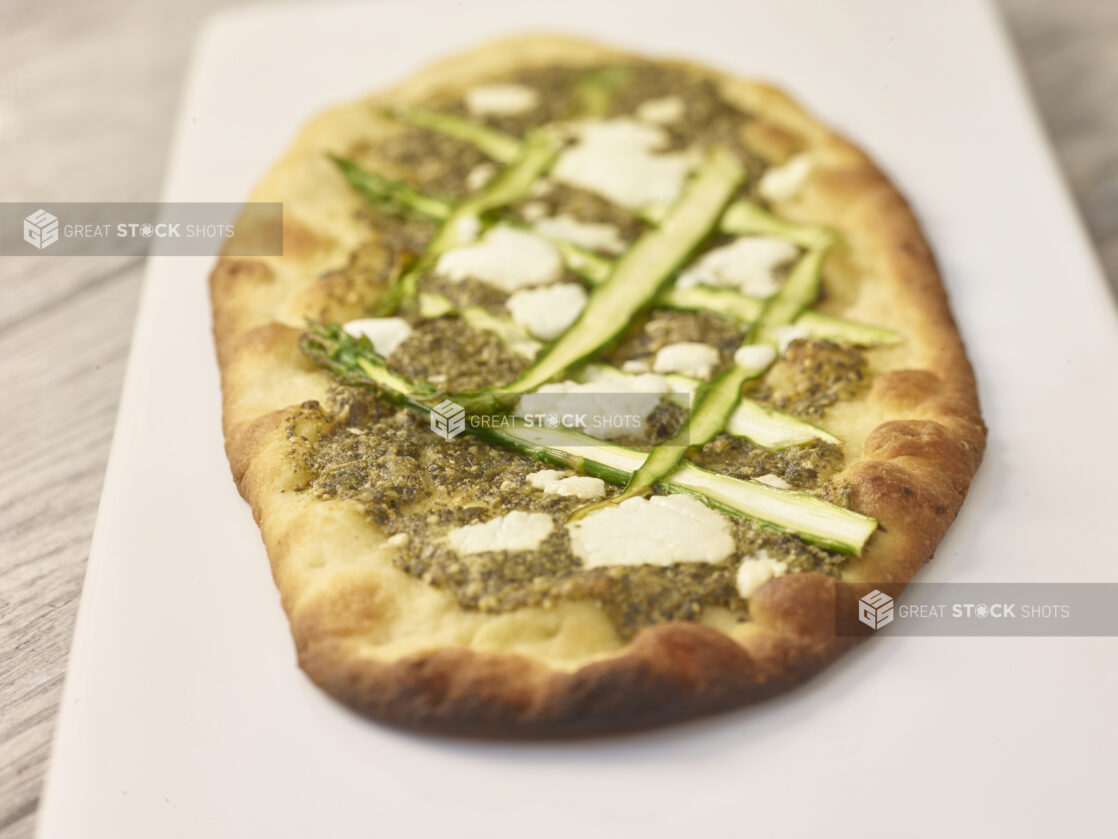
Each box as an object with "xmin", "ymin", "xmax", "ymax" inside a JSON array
[{"xmin": 210, "ymin": 34, "xmax": 985, "ymax": 735}]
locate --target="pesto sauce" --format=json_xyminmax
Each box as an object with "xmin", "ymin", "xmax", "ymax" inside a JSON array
[
  {"xmin": 513, "ymin": 181, "xmax": 645, "ymax": 244},
  {"xmin": 604, "ymin": 308, "xmax": 746, "ymax": 371},
  {"xmin": 294, "ymin": 61, "xmax": 865, "ymax": 638},
  {"xmin": 387, "ymin": 317, "xmax": 527, "ymax": 391},
  {"xmin": 419, "ymin": 274, "xmax": 510, "ymax": 314},
  {"xmin": 688, "ymin": 434, "xmax": 846, "ymax": 495},
  {"xmin": 364, "ymin": 128, "xmax": 490, "ymax": 201},
  {"xmin": 745, "ymin": 339, "xmax": 870, "ymax": 419},
  {"xmin": 296, "ymin": 390, "xmax": 852, "ymax": 640}
]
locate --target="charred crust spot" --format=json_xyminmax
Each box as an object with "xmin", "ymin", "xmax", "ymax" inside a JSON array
[
  {"xmin": 748, "ymin": 572, "xmax": 836, "ymax": 644},
  {"xmin": 871, "ymin": 369, "xmax": 942, "ymax": 409},
  {"xmin": 864, "ymin": 419, "xmax": 976, "ymax": 498},
  {"xmin": 844, "ymin": 459, "xmax": 960, "ymax": 553},
  {"xmin": 846, "ymin": 461, "xmax": 925, "ymax": 516},
  {"xmin": 213, "ymin": 256, "xmax": 274, "ymax": 282},
  {"xmin": 864, "ymin": 419, "xmax": 954, "ymax": 460},
  {"xmin": 813, "ymin": 165, "xmax": 884, "ymax": 204},
  {"xmin": 283, "ymin": 215, "xmax": 328, "ymax": 260},
  {"xmin": 209, "ymin": 257, "xmax": 274, "ymax": 295}
]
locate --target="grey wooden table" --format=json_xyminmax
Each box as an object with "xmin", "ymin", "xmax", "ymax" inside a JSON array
[{"xmin": 0, "ymin": 1, "xmax": 1115, "ymax": 836}]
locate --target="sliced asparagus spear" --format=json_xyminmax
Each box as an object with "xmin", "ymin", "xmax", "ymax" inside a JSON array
[
  {"xmin": 658, "ymin": 285, "xmax": 763, "ymax": 322},
  {"xmin": 300, "ymin": 323, "xmax": 876, "ymax": 554},
  {"xmin": 331, "ymin": 156, "xmax": 900, "ymax": 346},
  {"xmin": 719, "ymin": 199, "xmax": 835, "ymax": 250},
  {"xmin": 380, "ymin": 128, "xmax": 562, "ymax": 314},
  {"xmin": 726, "ymin": 399, "xmax": 840, "ymax": 448},
  {"xmin": 793, "ymin": 310, "xmax": 903, "ymax": 346},
  {"xmin": 475, "ymin": 146, "xmax": 745, "ymax": 406},
  {"xmin": 331, "ymin": 154, "xmax": 452, "ymax": 222},
  {"xmin": 495, "ymin": 423, "xmax": 875, "ymax": 554},
  {"xmin": 385, "ymin": 109, "xmax": 833, "ymax": 243},
  {"xmin": 383, "ymin": 107, "xmax": 521, "ymax": 163},
  {"xmin": 588, "ymin": 246, "xmax": 828, "ymax": 512},
  {"xmin": 659, "ymin": 285, "xmax": 902, "ymax": 346},
  {"xmin": 574, "ymin": 362, "xmax": 838, "ymax": 447}
]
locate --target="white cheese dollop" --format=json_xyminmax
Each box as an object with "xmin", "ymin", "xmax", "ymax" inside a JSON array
[
  {"xmin": 736, "ymin": 552, "xmax": 789, "ymax": 598},
  {"xmin": 653, "ymin": 342, "xmax": 721, "ymax": 380},
  {"xmin": 435, "ymin": 227, "xmax": 562, "ymax": 292},
  {"xmin": 520, "ymin": 202, "xmax": 549, "ymax": 222},
  {"xmin": 447, "ymin": 511, "xmax": 554, "ymax": 555},
  {"xmin": 568, "ymin": 494, "xmax": 735, "ymax": 568},
  {"xmin": 527, "ymin": 469, "xmax": 565, "ymax": 489},
  {"xmin": 527, "ymin": 469, "xmax": 607, "ymax": 500},
  {"xmin": 517, "ymin": 373, "xmax": 671, "ymax": 441},
  {"xmin": 758, "ymin": 154, "xmax": 813, "ymax": 203},
  {"xmin": 733, "ymin": 344, "xmax": 778, "ymax": 371},
  {"xmin": 506, "ymin": 283, "xmax": 588, "ymax": 341},
  {"xmin": 576, "ymin": 362, "xmax": 698, "ymax": 405},
  {"xmin": 553, "ymin": 118, "xmax": 697, "ymax": 212},
  {"xmin": 635, "ymin": 95, "xmax": 685, "ymax": 125},
  {"xmin": 533, "ymin": 215, "xmax": 628, "ymax": 255},
  {"xmin": 572, "ymin": 363, "xmax": 631, "ymax": 384},
  {"xmin": 677, "ymin": 236, "xmax": 801, "ymax": 298},
  {"xmin": 620, "ymin": 358, "xmax": 652, "ymax": 374},
  {"xmin": 754, "ymin": 473, "xmax": 792, "ymax": 490},
  {"xmin": 465, "ymin": 83, "xmax": 540, "ymax": 116},
  {"xmin": 465, "ymin": 162, "xmax": 497, "ymax": 191},
  {"xmin": 342, "ymin": 317, "xmax": 412, "ymax": 357}
]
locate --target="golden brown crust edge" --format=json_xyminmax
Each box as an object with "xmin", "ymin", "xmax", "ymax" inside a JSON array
[
  {"xmin": 209, "ymin": 33, "xmax": 986, "ymax": 736},
  {"xmin": 300, "ymin": 599, "xmax": 852, "ymax": 738}
]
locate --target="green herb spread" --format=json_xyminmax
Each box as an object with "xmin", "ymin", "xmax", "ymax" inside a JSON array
[{"xmin": 292, "ymin": 59, "xmax": 889, "ymax": 639}]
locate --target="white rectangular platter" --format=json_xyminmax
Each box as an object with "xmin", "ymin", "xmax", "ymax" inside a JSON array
[{"xmin": 37, "ymin": 1, "xmax": 1118, "ymax": 836}]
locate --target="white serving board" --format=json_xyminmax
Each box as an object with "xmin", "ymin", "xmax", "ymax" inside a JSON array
[{"xmin": 37, "ymin": 1, "xmax": 1118, "ymax": 837}]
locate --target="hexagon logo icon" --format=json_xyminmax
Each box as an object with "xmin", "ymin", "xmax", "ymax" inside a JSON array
[
  {"xmin": 858, "ymin": 589, "xmax": 894, "ymax": 630},
  {"xmin": 430, "ymin": 399, "xmax": 466, "ymax": 441},
  {"xmin": 24, "ymin": 209, "xmax": 60, "ymax": 250}
]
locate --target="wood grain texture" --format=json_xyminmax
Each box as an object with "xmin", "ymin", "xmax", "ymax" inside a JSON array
[
  {"xmin": 1000, "ymin": 0, "xmax": 1118, "ymax": 283},
  {"xmin": 0, "ymin": 1, "xmax": 1114, "ymax": 835}
]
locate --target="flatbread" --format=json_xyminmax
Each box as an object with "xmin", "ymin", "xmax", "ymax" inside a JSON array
[{"xmin": 210, "ymin": 34, "xmax": 985, "ymax": 736}]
